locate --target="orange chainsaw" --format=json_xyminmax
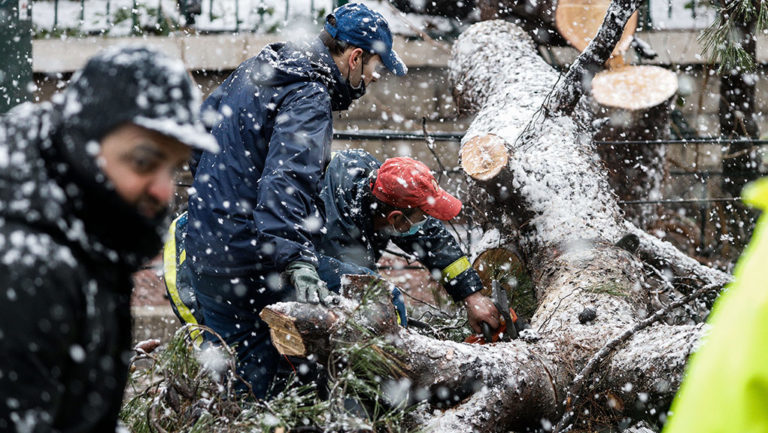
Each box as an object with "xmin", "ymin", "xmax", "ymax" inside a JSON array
[{"xmin": 465, "ymin": 279, "xmax": 521, "ymax": 344}]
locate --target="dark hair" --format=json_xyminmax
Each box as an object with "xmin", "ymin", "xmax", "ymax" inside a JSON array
[{"xmin": 319, "ymin": 29, "xmax": 375, "ymax": 64}]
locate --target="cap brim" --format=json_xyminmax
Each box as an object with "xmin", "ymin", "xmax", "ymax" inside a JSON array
[
  {"xmin": 382, "ymin": 49, "xmax": 407, "ymax": 77},
  {"xmin": 134, "ymin": 116, "xmax": 220, "ymax": 154},
  {"xmin": 422, "ymin": 189, "xmax": 462, "ymax": 221}
]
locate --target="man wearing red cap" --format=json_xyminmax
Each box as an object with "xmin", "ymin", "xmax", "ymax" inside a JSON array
[{"xmin": 314, "ymin": 149, "xmax": 500, "ymax": 334}]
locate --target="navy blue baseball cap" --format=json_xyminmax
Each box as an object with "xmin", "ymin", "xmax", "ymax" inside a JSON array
[{"xmin": 324, "ymin": 3, "xmax": 407, "ymax": 76}]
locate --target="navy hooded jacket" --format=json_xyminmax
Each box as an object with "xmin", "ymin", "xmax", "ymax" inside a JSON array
[
  {"xmin": 316, "ymin": 149, "xmax": 484, "ymax": 301},
  {"xmin": 187, "ymin": 38, "xmax": 355, "ymax": 276}
]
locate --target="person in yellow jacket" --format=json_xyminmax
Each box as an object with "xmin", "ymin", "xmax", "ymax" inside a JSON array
[{"xmin": 663, "ymin": 177, "xmax": 768, "ymax": 432}]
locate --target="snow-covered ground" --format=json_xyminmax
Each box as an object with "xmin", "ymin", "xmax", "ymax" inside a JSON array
[{"xmin": 28, "ymin": 0, "xmax": 715, "ymax": 38}]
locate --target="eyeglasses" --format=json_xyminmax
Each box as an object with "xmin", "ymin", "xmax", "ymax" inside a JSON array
[{"xmin": 403, "ymin": 213, "xmax": 428, "ymax": 226}]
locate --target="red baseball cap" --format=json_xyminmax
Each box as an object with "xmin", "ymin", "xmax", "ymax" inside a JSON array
[{"xmin": 371, "ymin": 157, "xmax": 462, "ymax": 221}]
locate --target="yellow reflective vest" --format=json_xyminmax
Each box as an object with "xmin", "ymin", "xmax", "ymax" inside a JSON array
[{"xmin": 664, "ymin": 177, "xmax": 768, "ymax": 433}]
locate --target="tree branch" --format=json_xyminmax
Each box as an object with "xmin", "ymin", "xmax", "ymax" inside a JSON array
[
  {"xmin": 544, "ymin": 0, "xmax": 644, "ymax": 116},
  {"xmin": 553, "ymin": 282, "xmax": 721, "ymax": 432}
]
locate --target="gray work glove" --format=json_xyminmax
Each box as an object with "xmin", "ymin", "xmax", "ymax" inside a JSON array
[{"xmin": 286, "ymin": 261, "xmax": 333, "ymax": 305}]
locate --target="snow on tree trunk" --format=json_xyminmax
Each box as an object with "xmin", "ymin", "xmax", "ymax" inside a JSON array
[{"xmin": 444, "ymin": 16, "xmax": 726, "ymax": 429}]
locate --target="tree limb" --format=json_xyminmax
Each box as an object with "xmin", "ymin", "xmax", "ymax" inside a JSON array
[
  {"xmin": 544, "ymin": 0, "xmax": 644, "ymax": 116},
  {"xmin": 553, "ymin": 282, "xmax": 720, "ymax": 432}
]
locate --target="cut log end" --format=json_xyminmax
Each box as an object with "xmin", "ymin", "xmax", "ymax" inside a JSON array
[
  {"xmin": 260, "ymin": 303, "xmax": 340, "ymax": 358},
  {"xmin": 460, "ymin": 134, "xmax": 510, "ymax": 181},
  {"xmin": 592, "ymin": 65, "xmax": 678, "ymax": 110},
  {"xmin": 473, "ymin": 248, "xmax": 537, "ymax": 319},
  {"xmin": 260, "ymin": 308, "xmax": 308, "ymax": 357},
  {"xmin": 555, "ymin": 0, "xmax": 638, "ymax": 57},
  {"xmin": 474, "ymin": 248, "xmax": 522, "ymax": 297}
]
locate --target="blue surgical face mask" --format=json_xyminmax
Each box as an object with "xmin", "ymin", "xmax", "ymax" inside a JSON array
[{"xmin": 387, "ymin": 214, "xmax": 427, "ymax": 237}]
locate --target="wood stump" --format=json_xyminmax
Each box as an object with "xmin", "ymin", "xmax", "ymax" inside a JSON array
[{"xmin": 592, "ymin": 65, "xmax": 679, "ymax": 225}]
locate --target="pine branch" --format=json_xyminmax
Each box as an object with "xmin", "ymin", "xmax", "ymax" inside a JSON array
[{"xmin": 699, "ymin": 0, "xmax": 766, "ymax": 73}]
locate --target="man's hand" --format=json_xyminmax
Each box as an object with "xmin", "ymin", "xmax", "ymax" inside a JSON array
[
  {"xmin": 463, "ymin": 291, "xmax": 500, "ymax": 334},
  {"xmin": 285, "ymin": 261, "xmax": 332, "ymax": 305}
]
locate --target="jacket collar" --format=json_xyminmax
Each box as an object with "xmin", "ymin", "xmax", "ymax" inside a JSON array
[{"xmin": 307, "ymin": 38, "xmax": 355, "ymax": 111}]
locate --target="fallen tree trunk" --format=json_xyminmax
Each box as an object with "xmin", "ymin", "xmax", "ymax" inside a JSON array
[
  {"xmin": 262, "ymin": 269, "xmax": 706, "ymax": 432},
  {"xmin": 445, "ymin": 11, "xmax": 725, "ymax": 429},
  {"xmin": 261, "ymin": 4, "xmax": 729, "ymax": 431}
]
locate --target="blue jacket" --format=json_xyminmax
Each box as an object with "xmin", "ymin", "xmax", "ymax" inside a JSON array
[
  {"xmin": 187, "ymin": 38, "xmax": 354, "ymax": 276},
  {"xmin": 317, "ymin": 150, "xmax": 483, "ymax": 301}
]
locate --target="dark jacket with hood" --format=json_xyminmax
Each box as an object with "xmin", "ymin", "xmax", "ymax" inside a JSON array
[
  {"xmin": 186, "ymin": 37, "xmax": 357, "ymax": 277},
  {"xmin": 0, "ymin": 46, "xmax": 200, "ymax": 433},
  {"xmin": 317, "ymin": 150, "xmax": 483, "ymax": 301}
]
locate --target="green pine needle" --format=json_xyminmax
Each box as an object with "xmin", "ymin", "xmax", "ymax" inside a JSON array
[
  {"xmin": 699, "ymin": 0, "xmax": 767, "ymax": 73},
  {"xmin": 121, "ymin": 280, "xmax": 424, "ymax": 433}
]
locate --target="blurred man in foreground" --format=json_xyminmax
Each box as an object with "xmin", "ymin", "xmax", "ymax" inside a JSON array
[
  {"xmin": 0, "ymin": 46, "xmax": 218, "ymax": 432},
  {"xmin": 663, "ymin": 177, "xmax": 768, "ymax": 432}
]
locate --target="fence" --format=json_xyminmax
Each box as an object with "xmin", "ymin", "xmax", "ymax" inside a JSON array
[
  {"xmin": 30, "ymin": 0, "xmax": 715, "ymax": 38},
  {"xmin": 333, "ymin": 130, "xmax": 765, "ymax": 262},
  {"xmin": 31, "ymin": 0, "xmax": 345, "ymax": 37}
]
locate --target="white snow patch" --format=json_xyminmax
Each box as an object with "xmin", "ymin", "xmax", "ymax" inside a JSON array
[{"xmin": 197, "ymin": 346, "xmax": 229, "ymax": 380}]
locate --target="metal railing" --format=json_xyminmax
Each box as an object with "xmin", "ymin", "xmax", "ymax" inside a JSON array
[
  {"xmin": 32, "ymin": 0, "xmax": 345, "ymax": 37},
  {"xmin": 334, "ymin": 129, "xmax": 766, "ymax": 253},
  {"xmin": 31, "ymin": 0, "xmax": 713, "ymax": 38}
]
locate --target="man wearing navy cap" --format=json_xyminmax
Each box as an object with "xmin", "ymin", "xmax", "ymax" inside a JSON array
[{"xmin": 178, "ymin": 3, "xmax": 408, "ymax": 397}]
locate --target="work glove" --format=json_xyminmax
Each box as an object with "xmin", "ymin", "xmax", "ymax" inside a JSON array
[{"xmin": 286, "ymin": 261, "xmax": 333, "ymax": 305}]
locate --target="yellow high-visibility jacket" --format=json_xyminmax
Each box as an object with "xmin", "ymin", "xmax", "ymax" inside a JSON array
[{"xmin": 664, "ymin": 177, "xmax": 768, "ymax": 433}]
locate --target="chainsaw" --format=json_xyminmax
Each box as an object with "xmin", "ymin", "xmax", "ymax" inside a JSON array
[{"xmin": 465, "ymin": 279, "xmax": 523, "ymax": 344}]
